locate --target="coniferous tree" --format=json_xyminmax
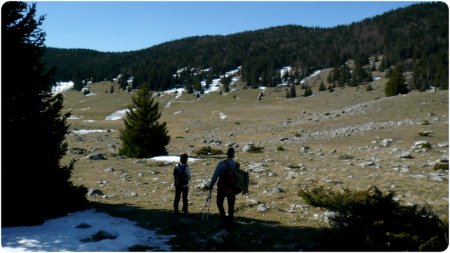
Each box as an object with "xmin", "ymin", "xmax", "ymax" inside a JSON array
[
  {"xmin": 304, "ymin": 86, "xmax": 313, "ymax": 97},
  {"xmin": 2, "ymin": 2, "xmax": 87, "ymax": 226},
  {"xmin": 319, "ymin": 81, "xmax": 327, "ymax": 91},
  {"xmin": 385, "ymin": 66, "xmax": 409, "ymax": 96},
  {"xmin": 119, "ymin": 85, "xmax": 170, "ymax": 158},
  {"xmin": 289, "ymin": 83, "xmax": 297, "ymax": 98}
]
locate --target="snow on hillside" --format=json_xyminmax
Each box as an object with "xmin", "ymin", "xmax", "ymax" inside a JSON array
[
  {"xmin": 1, "ymin": 209, "xmax": 174, "ymax": 251},
  {"xmin": 149, "ymin": 155, "xmax": 201, "ymax": 163},
  {"xmin": 300, "ymin": 70, "xmax": 321, "ymax": 84},
  {"xmin": 105, "ymin": 109, "xmax": 129, "ymax": 121},
  {"xmin": 51, "ymin": 81, "xmax": 74, "ymax": 94},
  {"xmin": 71, "ymin": 129, "xmax": 114, "ymax": 135}
]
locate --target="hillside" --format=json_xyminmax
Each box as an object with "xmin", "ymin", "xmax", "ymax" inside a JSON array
[
  {"xmin": 60, "ymin": 63, "xmax": 448, "ymax": 250},
  {"xmin": 43, "ymin": 2, "xmax": 448, "ymax": 91}
]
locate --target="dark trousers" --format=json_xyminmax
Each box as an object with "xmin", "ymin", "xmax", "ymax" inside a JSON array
[
  {"xmin": 174, "ymin": 186, "xmax": 189, "ymax": 213},
  {"xmin": 217, "ymin": 190, "xmax": 235, "ymax": 224}
]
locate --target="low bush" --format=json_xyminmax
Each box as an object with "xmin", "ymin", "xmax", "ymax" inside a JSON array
[
  {"xmin": 247, "ymin": 145, "xmax": 264, "ymax": 153},
  {"xmin": 433, "ymin": 163, "xmax": 449, "ymax": 171},
  {"xmin": 299, "ymin": 186, "xmax": 448, "ymax": 251},
  {"xmin": 194, "ymin": 146, "xmax": 223, "ymax": 156}
]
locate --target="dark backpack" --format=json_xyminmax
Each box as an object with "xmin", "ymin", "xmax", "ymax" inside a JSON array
[
  {"xmin": 174, "ymin": 164, "xmax": 189, "ymax": 187},
  {"xmin": 218, "ymin": 160, "xmax": 249, "ymax": 195}
]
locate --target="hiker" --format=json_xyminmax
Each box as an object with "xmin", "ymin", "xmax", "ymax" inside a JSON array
[
  {"xmin": 205, "ymin": 148, "xmax": 239, "ymax": 227},
  {"xmin": 173, "ymin": 153, "xmax": 191, "ymax": 215}
]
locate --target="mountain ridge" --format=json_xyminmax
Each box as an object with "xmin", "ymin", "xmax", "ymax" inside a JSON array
[{"xmin": 43, "ymin": 2, "xmax": 448, "ymax": 90}]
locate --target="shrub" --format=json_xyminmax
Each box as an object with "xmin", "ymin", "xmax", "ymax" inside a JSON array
[
  {"xmin": 247, "ymin": 145, "xmax": 264, "ymax": 153},
  {"xmin": 277, "ymin": 146, "xmax": 285, "ymax": 151},
  {"xmin": 195, "ymin": 146, "xmax": 223, "ymax": 156},
  {"xmin": 299, "ymin": 186, "xmax": 448, "ymax": 251},
  {"xmin": 433, "ymin": 163, "xmax": 449, "ymax": 171},
  {"xmin": 418, "ymin": 131, "xmax": 432, "ymax": 137}
]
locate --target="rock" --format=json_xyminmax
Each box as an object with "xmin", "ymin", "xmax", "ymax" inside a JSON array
[
  {"xmin": 247, "ymin": 163, "xmax": 267, "ymax": 173},
  {"xmin": 76, "ymin": 223, "xmax": 91, "ymax": 229},
  {"xmin": 104, "ymin": 167, "xmax": 115, "ymax": 172},
  {"xmin": 70, "ymin": 147, "xmax": 87, "ymax": 155},
  {"xmin": 393, "ymin": 165, "xmax": 410, "ymax": 173},
  {"xmin": 87, "ymin": 188, "xmax": 104, "ymax": 196},
  {"xmin": 269, "ymin": 187, "xmax": 285, "ymax": 193},
  {"xmin": 437, "ymin": 143, "xmax": 449, "ymax": 148},
  {"xmin": 87, "ymin": 153, "xmax": 106, "ymax": 160},
  {"xmin": 382, "ymin": 138, "xmax": 393, "ymax": 147},
  {"xmin": 414, "ymin": 140, "xmax": 431, "ymax": 148},
  {"xmin": 397, "ymin": 151, "xmax": 413, "ymax": 159},
  {"xmin": 257, "ymin": 204, "xmax": 269, "ymax": 212},
  {"xmin": 195, "ymin": 179, "xmax": 209, "ymax": 189},
  {"xmin": 246, "ymin": 198, "xmax": 259, "ymax": 207},
  {"xmin": 210, "ymin": 229, "xmax": 229, "ymax": 244},
  {"xmin": 359, "ymin": 161, "xmax": 377, "ymax": 168},
  {"xmin": 80, "ymin": 230, "xmax": 117, "ymax": 242}
]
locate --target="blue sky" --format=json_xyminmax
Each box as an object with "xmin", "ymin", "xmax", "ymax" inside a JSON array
[{"xmin": 36, "ymin": 1, "xmax": 418, "ymax": 52}]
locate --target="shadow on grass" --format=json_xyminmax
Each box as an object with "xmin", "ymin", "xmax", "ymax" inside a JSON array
[{"xmin": 90, "ymin": 202, "xmax": 323, "ymax": 251}]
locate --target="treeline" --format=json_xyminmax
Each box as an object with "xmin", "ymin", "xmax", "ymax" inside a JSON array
[{"xmin": 43, "ymin": 2, "xmax": 448, "ymax": 91}]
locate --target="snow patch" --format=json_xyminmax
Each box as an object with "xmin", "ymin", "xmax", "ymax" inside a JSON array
[
  {"xmin": 52, "ymin": 81, "xmax": 74, "ymax": 94},
  {"xmin": 71, "ymin": 129, "xmax": 113, "ymax": 135},
  {"xmin": 149, "ymin": 155, "xmax": 201, "ymax": 163},
  {"xmin": 105, "ymin": 109, "xmax": 129, "ymax": 121},
  {"xmin": 300, "ymin": 70, "xmax": 321, "ymax": 84},
  {"xmin": 1, "ymin": 209, "xmax": 174, "ymax": 251}
]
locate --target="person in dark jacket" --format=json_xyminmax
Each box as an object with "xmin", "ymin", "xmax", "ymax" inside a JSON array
[
  {"xmin": 206, "ymin": 148, "xmax": 238, "ymax": 227},
  {"xmin": 173, "ymin": 153, "xmax": 191, "ymax": 215}
]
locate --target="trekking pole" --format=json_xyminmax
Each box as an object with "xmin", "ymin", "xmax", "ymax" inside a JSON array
[{"xmin": 201, "ymin": 190, "xmax": 212, "ymax": 221}]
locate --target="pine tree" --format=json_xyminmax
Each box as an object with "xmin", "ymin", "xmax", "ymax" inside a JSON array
[
  {"xmin": 289, "ymin": 83, "xmax": 297, "ymax": 98},
  {"xmin": 119, "ymin": 85, "xmax": 170, "ymax": 158},
  {"xmin": 2, "ymin": 2, "xmax": 87, "ymax": 226},
  {"xmin": 319, "ymin": 81, "xmax": 327, "ymax": 91},
  {"xmin": 385, "ymin": 66, "xmax": 409, "ymax": 97},
  {"xmin": 304, "ymin": 86, "xmax": 313, "ymax": 97}
]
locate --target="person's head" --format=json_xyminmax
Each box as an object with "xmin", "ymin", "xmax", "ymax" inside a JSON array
[
  {"xmin": 180, "ymin": 153, "xmax": 188, "ymax": 164},
  {"xmin": 227, "ymin": 148, "xmax": 235, "ymax": 159}
]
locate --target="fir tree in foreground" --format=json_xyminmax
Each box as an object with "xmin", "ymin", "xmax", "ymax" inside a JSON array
[
  {"xmin": 2, "ymin": 2, "xmax": 87, "ymax": 226},
  {"xmin": 119, "ymin": 85, "xmax": 170, "ymax": 158}
]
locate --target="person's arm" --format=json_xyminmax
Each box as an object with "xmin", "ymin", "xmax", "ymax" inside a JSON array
[
  {"xmin": 186, "ymin": 165, "xmax": 192, "ymax": 181},
  {"xmin": 209, "ymin": 161, "xmax": 224, "ymax": 189}
]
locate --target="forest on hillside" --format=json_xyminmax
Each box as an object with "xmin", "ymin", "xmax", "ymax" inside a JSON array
[{"xmin": 43, "ymin": 2, "xmax": 448, "ymax": 92}]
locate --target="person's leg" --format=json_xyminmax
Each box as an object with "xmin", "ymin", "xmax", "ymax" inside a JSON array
[
  {"xmin": 216, "ymin": 190, "xmax": 226, "ymax": 224},
  {"xmin": 174, "ymin": 188, "xmax": 182, "ymax": 214},
  {"xmin": 182, "ymin": 187, "xmax": 189, "ymax": 214},
  {"xmin": 227, "ymin": 193, "xmax": 236, "ymax": 224}
]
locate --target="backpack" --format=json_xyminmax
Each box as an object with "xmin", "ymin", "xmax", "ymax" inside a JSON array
[
  {"xmin": 218, "ymin": 160, "xmax": 249, "ymax": 195},
  {"xmin": 174, "ymin": 164, "xmax": 189, "ymax": 187}
]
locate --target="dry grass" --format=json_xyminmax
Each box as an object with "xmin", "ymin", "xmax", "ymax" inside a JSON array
[{"xmin": 62, "ymin": 72, "xmax": 448, "ymax": 250}]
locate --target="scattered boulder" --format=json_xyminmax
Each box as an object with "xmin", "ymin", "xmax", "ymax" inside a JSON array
[
  {"xmin": 246, "ymin": 198, "xmax": 259, "ymax": 207},
  {"xmin": 257, "ymin": 204, "xmax": 269, "ymax": 212},
  {"xmin": 80, "ymin": 230, "xmax": 117, "ymax": 242},
  {"xmin": 414, "ymin": 140, "xmax": 431, "ymax": 149},
  {"xmin": 87, "ymin": 188, "xmax": 104, "ymax": 196},
  {"xmin": 76, "ymin": 223, "xmax": 91, "ymax": 229},
  {"xmin": 381, "ymin": 138, "xmax": 393, "ymax": 147},
  {"xmin": 397, "ymin": 151, "xmax": 413, "ymax": 159},
  {"xmin": 87, "ymin": 153, "xmax": 106, "ymax": 160}
]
